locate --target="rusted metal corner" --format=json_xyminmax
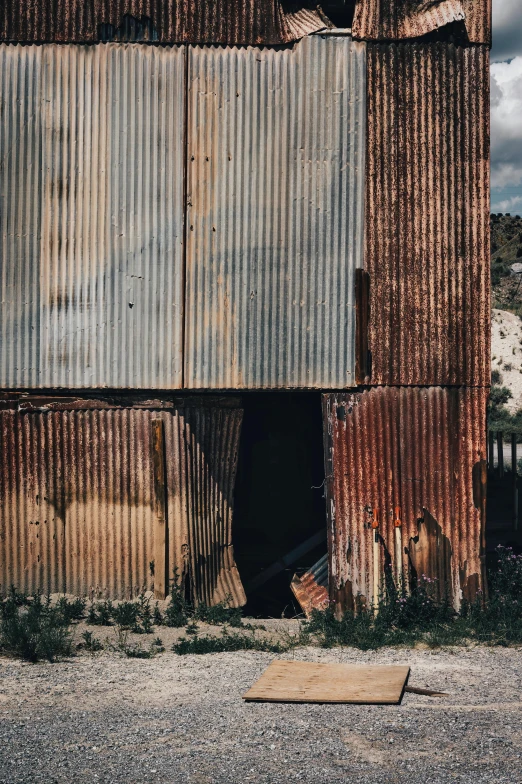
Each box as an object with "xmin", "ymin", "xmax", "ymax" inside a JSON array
[
  {"xmin": 352, "ymin": 0, "xmax": 491, "ymax": 45},
  {"xmin": 291, "ymin": 554, "xmax": 330, "ymax": 617}
]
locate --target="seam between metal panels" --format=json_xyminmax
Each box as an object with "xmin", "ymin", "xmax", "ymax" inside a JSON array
[{"xmin": 181, "ymin": 44, "xmax": 189, "ymax": 390}]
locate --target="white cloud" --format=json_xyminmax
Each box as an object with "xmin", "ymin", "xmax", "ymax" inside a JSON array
[
  {"xmin": 490, "ymin": 57, "xmax": 522, "ymax": 189},
  {"xmin": 491, "ymin": 194, "xmax": 522, "ymax": 213},
  {"xmin": 492, "ymin": 0, "xmax": 522, "ymax": 62}
]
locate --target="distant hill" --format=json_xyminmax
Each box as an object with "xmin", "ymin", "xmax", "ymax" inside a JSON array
[{"xmin": 491, "ymin": 213, "xmax": 522, "ymax": 313}]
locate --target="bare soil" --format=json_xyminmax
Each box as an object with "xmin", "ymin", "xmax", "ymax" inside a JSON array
[{"xmin": 1, "ymin": 637, "xmax": 521, "ymax": 783}]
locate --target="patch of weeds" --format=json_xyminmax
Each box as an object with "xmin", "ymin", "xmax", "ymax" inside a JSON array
[
  {"xmin": 112, "ymin": 601, "xmax": 140, "ymax": 629},
  {"xmin": 172, "ymin": 627, "xmax": 286, "ymax": 655},
  {"xmin": 303, "ymin": 547, "xmax": 522, "ymax": 650},
  {"xmin": 87, "ymin": 600, "xmax": 114, "ymax": 626},
  {"xmin": 116, "ymin": 628, "xmax": 165, "ymax": 659},
  {"xmin": 185, "ymin": 621, "xmax": 199, "ymax": 636},
  {"xmin": 0, "ymin": 591, "xmax": 73, "ymax": 662},
  {"xmin": 80, "ymin": 630, "xmax": 103, "ymax": 652},
  {"xmin": 153, "ymin": 602, "xmax": 163, "ymax": 626}
]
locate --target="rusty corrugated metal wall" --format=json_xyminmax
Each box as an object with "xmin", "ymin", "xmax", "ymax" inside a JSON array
[
  {"xmin": 323, "ymin": 388, "xmax": 487, "ymax": 613},
  {"xmin": 0, "ymin": 400, "xmax": 245, "ymax": 604},
  {"xmin": 185, "ymin": 34, "xmax": 366, "ymax": 389},
  {"xmin": 364, "ymin": 42, "xmax": 490, "ymax": 386},
  {"xmin": 0, "ymin": 43, "xmax": 185, "ymax": 390},
  {"xmin": 0, "ymin": 1, "xmax": 328, "ymax": 44}
]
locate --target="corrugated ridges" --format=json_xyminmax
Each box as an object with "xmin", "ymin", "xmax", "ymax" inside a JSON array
[
  {"xmin": 185, "ymin": 35, "xmax": 366, "ymax": 389},
  {"xmin": 0, "ymin": 43, "xmax": 184, "ymax": 389},
  {"xmin": 0, "ymin": 402, "xmax": 246, "ymax": 603},
  {"xmin": 365, "ymin": 43, "xmax": 490, "ymax": 386},
  {"xmin": 323, "ymin": 387, "xmax": 487, "ymax": 613},
  {"xmin": 352, "ymin": 0, "xmax": 490, "ymax": 43},
  {"xmin": 0, "ymin": 1, "xmax": 328, "ymax": 44}
]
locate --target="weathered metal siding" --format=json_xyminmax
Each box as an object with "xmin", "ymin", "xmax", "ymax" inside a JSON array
[
  {"xmin": 185, "ymin": 34, "xmax": 366, "ymax": 389},
  {"xmin": 352, "ymin": 0, "xmax": 491, "ymax": 44},
  {"xmin": 0, "ymin": 43, "xmax": 185, "ymax": 389},
  {"xmin": 0, "ymin": 1, "xmax": 327, "ymax": 44},
  {"xmin": 365, "ymin": 43, "xmax": 490, "ymax": 386},
  {"xmin": 323, "ymin": 387, "xmax": 487, "ymax": 614},
  {"xmin": 0, "ymin": 401, "xmax": 246, "ymax": 603}
]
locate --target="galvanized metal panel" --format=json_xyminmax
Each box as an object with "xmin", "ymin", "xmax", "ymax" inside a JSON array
[
  {"xmin": 185, "ymin": 34, "xmax": 366, "ymax": 389},
  {"xmin": 352, "ymin": 0, "xmax": 490, "ymax": 43},
  {"xmin": 323, "ymin": 387, "xmax": 487, "ymax": 614},
  {"xmin": 0, "ymin": 400, "xmax": 246, "ymax": 603},
  {"xmin": 0, "ymin": 1, "xmax": 328, "ymax": 44},
  {"xmin": 365, "ymin": 43, "xmax": 490, "ymax": 386},
  {"xmin": 0, "ymin": 43, "xmax": 185, "ymax": 389}
]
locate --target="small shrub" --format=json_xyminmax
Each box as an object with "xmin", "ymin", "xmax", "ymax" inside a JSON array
[
  {"xmin": 153, "ymin": 602, "xmax": 163, "ymax": 625},
  {"xmin": 164, "ymin": 570, "xmax": 190, "ymax": 627},
  {"xmin": 80, "ymin": 630, "xmax": 103, "ymax": 652},
  {"xmin": 504, "ymin": 363, "xmax": 513, "ymax": 373},
  {"xmin": 0, "ymin": 592, "xmax": 73, "ymax": 662},
  {"xmin": 112, "ymin": 601, "xmax": 140, "ymax": 629},
  {"xmin": 57, "ymin": 597, "xmax": 86, "ymax": 623},
  {"xmin": 491, "ymin": 369, "xmax": 503, "ymax": 385},
  {"xmin": 87, "ymin": 600, "xmax": 114, "ymax": 626}
]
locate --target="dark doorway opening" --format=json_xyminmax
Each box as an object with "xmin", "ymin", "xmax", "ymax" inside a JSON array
[{"xmin": 233, "ymin": 391, "xmax": 327, "ymax": 617}]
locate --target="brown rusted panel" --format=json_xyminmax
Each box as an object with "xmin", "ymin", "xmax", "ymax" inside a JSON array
[
  {"xmin": 0, "ymin": 402, "xmax": 246, "ymax": 604},
  {"xmin": 291, "ymin": 554, "xmax": 330, "ymax": 618},
  {"xmin": 352, "ymin": 0, "xmax": 490, "ymax": 43},
  {"xmin": 0, "ymin": 1, "xmax": 328, "ymax": 44},
  {"xmin": 366, "ymin": 43, "xmax": 490, "ymax": 386},
  {"xmin": 324, "ymin": 387, "xmax": 487, "ymax": 613}
]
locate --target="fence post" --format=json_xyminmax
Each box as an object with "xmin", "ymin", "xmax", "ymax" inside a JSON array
[
  {"xmin": 512, "ymin": 433, "xmax": 519, "ymax": 532},
  {"xmin": 497, "ymin": 431, "xmax": 504, "ymax": 478}
]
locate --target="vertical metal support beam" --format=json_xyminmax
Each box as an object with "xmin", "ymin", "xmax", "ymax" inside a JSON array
[
  {"xmin": 512, "ymin": 433, "xmax": 518, "ymax": 532},
  {"xmin": 394, "ymin": 506, "xmax": 403, "ymax": 588},
  {"xmin": 372, "ymin": 508, "xmax": 380, "ymax": 612},
  {"xmin": 151, "ymin": 419, "xmax": 168, "ymax": 599},
  {"xmin": 488, "ymin": 430, "xmax": 494, "ymax": 473},
  {"xmin": 497, "ymin": 432, "xmax": 504, "ymax": 478}
]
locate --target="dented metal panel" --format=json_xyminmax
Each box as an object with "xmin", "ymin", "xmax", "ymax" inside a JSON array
[
  {"xmin": 185, "ymin": 34, "xmax": 366, "ymax": 389},
  {"xmin": 0, "ymin": 43, "xmax": 184, "ymax": 389},
  {"xmin": 323, "ymin": 387, "xmax": 487, "ymax": 614},
  {"xmin": 352, "ymin": 0, "xmax": 491, "ymax": 43},
  {"xmin": 291, "ymin": 554, "xmax": 330, "ymax": 617},
  {"xmin": 365, "ymin": 43, "xmax": 490, "ymax": 386},
  {"xmin": 0, "ymin": 401, "xmax": 246, "ymax": 603},
  {"xmin": 0, "ymin": 1, "xmax": 328, "ymax": 44}
]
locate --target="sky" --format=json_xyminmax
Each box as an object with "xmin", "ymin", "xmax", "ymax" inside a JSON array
[{"xmin": 490, "ymin": 0, "xmax": 522, "ymax": 213}]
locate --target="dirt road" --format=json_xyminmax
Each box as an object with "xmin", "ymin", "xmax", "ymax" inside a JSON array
[{"xmin": 1, "ymin": 645, "xmax": 521, "ymax": 783}]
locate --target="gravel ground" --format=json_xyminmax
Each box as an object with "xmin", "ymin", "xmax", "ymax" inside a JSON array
[{"xmin": 1, "ymin": 639, "xmax": 521, "ymax": 784}]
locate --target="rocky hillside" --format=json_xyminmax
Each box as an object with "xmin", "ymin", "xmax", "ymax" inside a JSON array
[{"xmin": 491, "ymin": 212, "xmax": 522, "ymax": 312}]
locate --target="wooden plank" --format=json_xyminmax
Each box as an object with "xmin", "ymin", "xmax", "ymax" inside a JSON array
[
  {"xmin": 151, "ymin": 418, "xmax": 168, "ymax": 600},
  {"xmin": 243, "ymin": 661, "xmax": 410, "ymax": 704}
]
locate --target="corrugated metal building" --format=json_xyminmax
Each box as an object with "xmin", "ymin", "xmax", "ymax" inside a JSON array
[{"xmin": 0, "ymin": 0, "xmax": 490, "ymax": 610}]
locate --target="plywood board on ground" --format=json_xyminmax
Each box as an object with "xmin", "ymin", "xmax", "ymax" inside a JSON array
[{"xmin": 243, "ymin": 661, "xmax": 410, "ymax": 704}]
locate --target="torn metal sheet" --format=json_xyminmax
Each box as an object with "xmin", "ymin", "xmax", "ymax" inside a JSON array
[
  {"xmin": 291, "ymin": 554, "xmax": 329, "ymax": 617},
  {"xmin": 365, "ymin": 42, "xmax": 490, "ymax": 386},
  {"xmin": 0, "ymin": 43, "xmax": 185, "ymax": 390},
  {"xmin": 185, "ymin": 34, "xmax": 365, "ymax": 388},
  {"xmin": 0, "ymin": 1, "xmax": 329, "ymax": 44},
  {"xmin": 323, "ymin": 387, "xmax": 487, "ymax": 614},
  {"xmin": 0, "ymin": 400, "xmax": 245, "ymax": 604},
  {"xmin": 352, "ymin": 0, "xmax": 491, "ymax": 44}
]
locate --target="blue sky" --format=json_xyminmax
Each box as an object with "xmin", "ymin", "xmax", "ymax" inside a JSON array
[{"xmin": 490, "ymin": 0, "xmax": 522, "ymax": 213}]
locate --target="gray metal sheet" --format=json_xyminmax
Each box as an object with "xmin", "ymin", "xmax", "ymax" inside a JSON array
[
  {"xmin": 0, "ymin": 43, "xmax": 185, "ymax": 389},
  {"xmin": 185, "ymin": 34, "xmax": 366, "ymax": 389}
]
